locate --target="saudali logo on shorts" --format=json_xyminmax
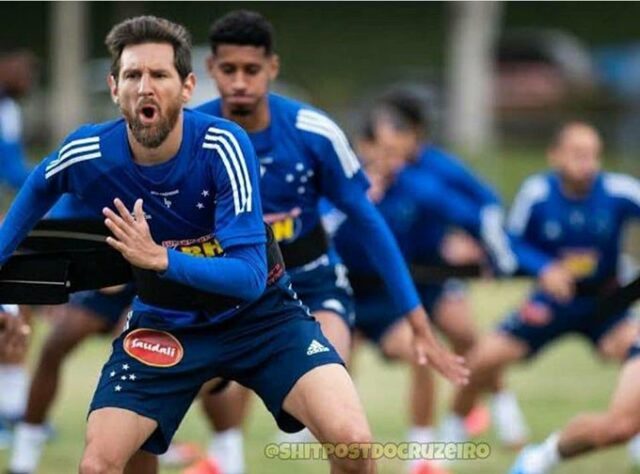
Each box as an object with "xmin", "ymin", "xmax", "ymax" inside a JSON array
[
  {"xmin": 123, "ymin": 329, "xmax": 184, "ymax": 367},
  {"xmin": 162, "ymin": 233, "xmax": 224, "ymax": 258}
]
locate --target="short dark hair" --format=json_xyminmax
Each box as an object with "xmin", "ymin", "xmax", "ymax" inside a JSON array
[
  {"xmin": 105, "ymin": 15, "xmax": 192, "ymax": 81},
  {"xmin": 361, "ymin": 90, "xmax": 429, "ymax": 141},
  {"xmin": 208, "ymin": 10, "xmax": 275, "ymax": 55},
  {"xmin": 379, "ymin": 90, "xmax": 429, "ymax": 134}
]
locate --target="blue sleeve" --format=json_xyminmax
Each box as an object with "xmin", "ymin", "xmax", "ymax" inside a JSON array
[
  {"xmin": 334, "ymin": 193, "xmax": 421, "ymax": 315},
  {"xmin": 426, "ymin": 148, "xmax": 500, "ymax": 206},
  {"xmin": 506, "ymin": 178, "xmax": 554, "ymax": 275},
  {"xmin": 400, "ymin": 170, "xmax": 517, "ymax": 274},
  {"xmin": 0, "ymin": 159, "xmax": 63, "ymax": 264},
  {"xmin": 400, "ymin": 171, "xmax": 483, "ymax": 234},
  {"xmin": 298, "ymin": 111, "xmax": 420, "ymax": 314},
  {"xmin": 602, "ymin": 174, "xmax": 640, "ymax": 221},
  {"xmin": 0, "ymin": 141, "xmax": 32, "ymax": 190},
  {"xmin": 206, "ymin": 122, "xmax": 266, "ymax": 249},
  {"xmin": 161, "ymin": 243, "xmax": 267, "ymax": 301}
]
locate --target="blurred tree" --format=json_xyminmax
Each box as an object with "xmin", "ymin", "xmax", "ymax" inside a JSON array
[{"xmin": 446, "ymin": 1, "xmax": 503, "ymax": 153}]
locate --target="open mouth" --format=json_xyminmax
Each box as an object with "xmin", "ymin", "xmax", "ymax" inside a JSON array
[{"xmin": 138, "ymin": 104, "xmax": 159, "ymax": 123}]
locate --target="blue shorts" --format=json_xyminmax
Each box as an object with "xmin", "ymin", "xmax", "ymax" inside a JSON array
[
  {"xmin": 355, "ymin": 281, "xmax": 466, "ymax": 344},
  {"xmin": 68, "ymin": 285, "xmax": 135, "ymax": 329},
  {"xmin": 89, "ymin": 277, "xmax": 343, "ymax": 454},
  {"xmin": 289, "ymin": 257, "xmax": 355, "ymax": 328},
  {"xmin": 627, "ymin": 335, "xmax": 640, "ymax": 359},
  {"xmin": 498, "ymin": 292, "xmax": 630, "ymax": 357}
]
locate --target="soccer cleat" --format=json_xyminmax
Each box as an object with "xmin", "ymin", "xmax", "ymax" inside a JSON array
[
  {"xmin": 464, "ymin": 404, "xmax": 491, "ymax": 437},
  {"xmin": 159, "ymin": 442, "xmax": 204, "ymax": 468},
  {"xmin": 409, "ymin": 460, "xmax": 452, "ymax": 474},
  {"xmin": 182, "ymin": 458, "xmax": 223, "ymax": 474}
]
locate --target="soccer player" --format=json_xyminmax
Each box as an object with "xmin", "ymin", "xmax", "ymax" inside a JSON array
[
  {"xmin": 0, "ymin": 16, "xmax": 467, "ymax": 474},
  {"xmin": 184, "ymin": 11, "xmax": 468, "ymax": 474},
  {"xmin": 331, "ymin": 96, "xmax": 524, "ymax": 472},
  {"xmin": 442, "ymin": 122, "xmax": 640, "ymax": 472},
  {"xmin": 0, "ymin": 45, "xmax": 37, "ymax": 448},
  {"xmin": 0, "ymin": 46, "xmax": 36, "ymax": 190},
  {"xmin": 8, "ymin": 196, "xmax": 135, "ymax": 474}
]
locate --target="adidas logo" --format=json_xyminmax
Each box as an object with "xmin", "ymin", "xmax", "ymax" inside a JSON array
[{"xmin": 306, "ymin": 339, "xmax": 330, "ymax": 356}]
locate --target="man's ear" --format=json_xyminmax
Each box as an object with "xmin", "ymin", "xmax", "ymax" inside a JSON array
[
  {"xmin": 107, "ymin": 74, "xmax": 118, "ymax": 105},
  {"xmin": 268, "ymin": 54, "xmax": 280, "ymax": 81},
  {"xmin": 181, "ymin": 72, "xmax": 196, "ymax": 103},
  {"xmin": 205, "ymin": 54, "xmax": 215, "ymax": 78}
]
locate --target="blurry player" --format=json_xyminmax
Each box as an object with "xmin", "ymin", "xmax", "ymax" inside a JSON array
[
  {"xmin": 439, "ymin": 122, "xmax": 640, "ymax": 472},
  {"xmin": 7, "ymin": 197, "xmax": 134, "ymax": 474},
  {"xmin": 331, "ymin": 96, "xmax": 523, "ymax": 472},
  {"xmin": 0, "ymin": 46, "xmax": 36, "ymax": 190},
  {"xmin": 185, "ymin": 10, "xmax": 468, "ymax": 474},
  {"xmin": 0, "ymin": 46, "xmax": 37, "ymax": 448}
]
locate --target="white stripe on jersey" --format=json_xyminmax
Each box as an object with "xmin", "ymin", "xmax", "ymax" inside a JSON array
[
  {"xmin": 46, "ymin": 136, "xmax": 101, "ymax": 171},
  {"xmin": 603, "ymin": 173, "xmax": 640, "ymax": 208},
  {"xmin": 203, "ymin": 142, "xmax": 242, "ymax": 214},
  {"xmin": 295, "ymin": 109, "xmax": 360, "ymax": 178},
  {"xmin": 205, "ymin": 127, "xmax": 253, "ymax": 212},
  {"xmin": 45, "ymin": 152, "xmax": 102, "ymax": 179},
  {"xmin": 507, "ymin": 175, "xmax": 549, "ymax": 236}
]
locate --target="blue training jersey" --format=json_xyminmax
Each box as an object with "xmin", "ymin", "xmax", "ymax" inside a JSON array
[
  {"xmin": 197, "ymin": 93, "xmax": 421, "ymax": 315},
  {"xmin": 0, "ymin": 95, "xmax": 32, "ymax": 191},
  {"xmin": 508, "ymin": 171, "xmax": 640, "ymax": 284},
  {"xmin": 333, "ymin": 158, "xmax": 516, "ymax": 278},
  {"xmin": 0, "ymin": 109, "xmax": 267, "ymax": 323}
]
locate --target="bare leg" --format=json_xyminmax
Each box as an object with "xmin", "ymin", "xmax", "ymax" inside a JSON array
[
  {"xmin": 124, "ymin": 450, "xmax": 157, "ymax": 474},
  {"xmin": 26, "ymin": 306, "xmax": 108, "ymax": 424},
  {"xmin": 381, "ymin": 319, "xmax": 435, "ymax": 427},
  {"xmin": 558, "ymin": 355, "xmax": 640, "ymax": 457},
  {"xmin": 451, "ymin": 332, "xmax": 527, "ymax": 417},
  {"xmin": 79, "ymin": 407, "xmax": 157, "ymax": 474},
  {"xmin": 283, "ymin": 364, "xmax": 375, "ymax": 473}
]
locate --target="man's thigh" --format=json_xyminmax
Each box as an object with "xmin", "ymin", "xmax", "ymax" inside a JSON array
[{"xmin": 282, "ymin": 364, "xmax": 370, "ymax": 443}]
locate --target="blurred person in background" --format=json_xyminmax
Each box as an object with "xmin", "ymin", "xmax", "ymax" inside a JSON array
[
  {"xmin": 329, "ymin": 92, "xmax": 525, "ymax": 473},
  {"xmin": 0, "ymin": 46, "xmax": 36, "ymax": 191},
  {"xmin": 178, "ymin": 10, "xmax": 469, "ymax": 474},
  {"xmin": 0, "ymin": 45, "xmax": 37, "ymax": 450},
  {"xmin": 432, "ymin": 121, "xmax": 640, "ymax": 473}
]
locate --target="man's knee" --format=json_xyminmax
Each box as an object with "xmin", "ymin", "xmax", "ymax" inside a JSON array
[
  {"xmin": 79, "ymin": 451, "xmax": 122, "ymax": 474},
  {"xmin": 328, "ymin": 423, "xmax": 375, "ymax": 473}
]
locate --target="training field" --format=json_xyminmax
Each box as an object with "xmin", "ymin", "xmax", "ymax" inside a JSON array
[{"xmin": 0, "ymin": 279, "xmax": 631, "ymax": 473}]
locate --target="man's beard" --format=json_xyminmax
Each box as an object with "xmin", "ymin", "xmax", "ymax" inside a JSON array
[
  {"xmin": 123, "ymin": 100, "xmax": 181, "ymax": 148},
  {"xmin": 229, "ymin": 103, "xmax": 254, "ymax": 117}
]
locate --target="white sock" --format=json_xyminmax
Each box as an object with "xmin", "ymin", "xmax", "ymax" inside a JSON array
[
  {"xmin": 0, "ymin": 364, "xmax": 28, "ymax": 421},
  {"xmin": 407, "ymin": 426, "xmax": 436, "ymax": 469},
  {"xmin": 208, "ymin": 428, "xmax": 244, "ymax": 474},
  {"xmin": 439, "ymin": 413, "xmax": 467, "ymax": 443},
  {"xmin": 407, "ymin": 425, "xmax": 436, "ymax": 444},
  {"xmin": 628, "ymin": 433, "xmax": 640, "ymax": 465},
  {"xmin": 522, "ymin": 433, "xmax": 560, "ymax": 473},
  {"xmin": 9, "ymin": 422, "xmax": 49, "ymax": 473},
  {"xmin": 492, "ymin": 389, "xmax": 529, "ymax": 445},
  {"xmin": 276, "ymin": 427, "xmax": 315, "ymax": 443}
]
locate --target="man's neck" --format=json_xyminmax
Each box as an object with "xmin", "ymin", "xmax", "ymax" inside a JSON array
[
  {"xmin": 559, "ymin": 178, "xmax": 592, "ymax": 200},
  {"xmin": 222, "ymin": 95, "xmax": 270, "ymax": 132},
  {"xmin": 128, "ymin": 112, "xmax": 184, "ymax": 166}
]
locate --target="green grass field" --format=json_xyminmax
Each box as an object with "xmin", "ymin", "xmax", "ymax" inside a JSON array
[{"xmin": 0, "ymin": 279, "xmax": 633, "ymax": 473}]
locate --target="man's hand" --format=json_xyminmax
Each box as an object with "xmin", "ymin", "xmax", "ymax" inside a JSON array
[
  {"xmin": 0, "ymin": 307, "xmax": 30, "ymax": 359},
  {"xmin": 103, "ymin": 198, "xmax": 168, "ymax": 272},
  {"xmin": 539, "ymin": 262, "xmax": 575, "ymax": 303},
  {"xmin": 406, "ymin": 306, "xmax": 470, "ymax": 386}
]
